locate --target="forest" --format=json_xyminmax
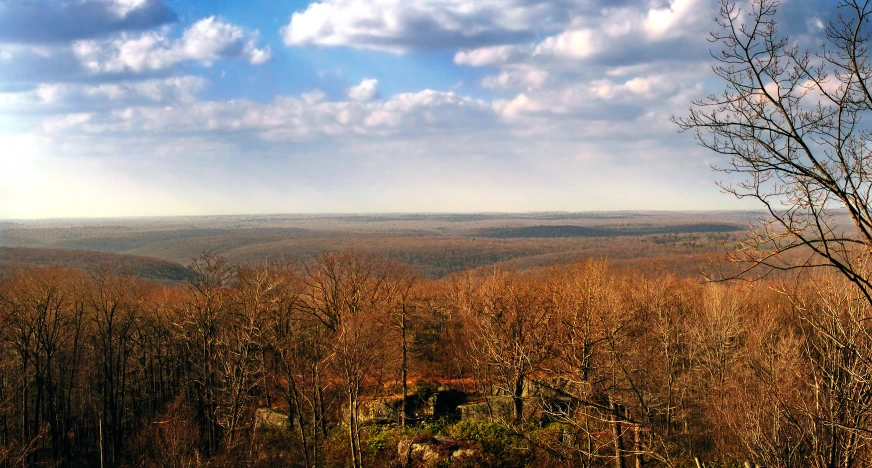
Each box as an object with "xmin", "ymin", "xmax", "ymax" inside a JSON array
[
  {"xmin": 1, "ymin": 248, "xmax": 869, "ymax": 467},
  {"xmin": 0, "ymin": 212, "xmax": 752, "ymax": 279}
]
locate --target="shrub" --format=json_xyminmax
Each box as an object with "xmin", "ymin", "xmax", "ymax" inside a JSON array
[{"xmin": 446, "ymin": 420, "xmax": 533, "ymax": 468}]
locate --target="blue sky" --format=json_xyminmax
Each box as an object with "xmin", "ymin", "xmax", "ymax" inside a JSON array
[{"xmin": 0, "ymin": 0, "xmax": 834, "ymax": 218}]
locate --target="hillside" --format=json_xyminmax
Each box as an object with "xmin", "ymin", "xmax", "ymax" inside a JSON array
[
  {"xmin": 0, "ymin": 212, "xmax": 759, "ymax": 278},
  {"xmin": 479, "ymin": 222, "xmax": 743, "ymax": 238},
  {"xmin": 0, "ymin": 247, "xmax": 194, "ymax": 283}
]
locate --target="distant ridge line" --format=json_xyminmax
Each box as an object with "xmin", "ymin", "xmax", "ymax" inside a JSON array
[{"xmin": 478, "ymin": 223, "xmax": 744, "ymax": 239}]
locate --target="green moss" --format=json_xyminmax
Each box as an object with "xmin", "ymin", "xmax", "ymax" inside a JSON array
[{"xmin": 445, "ymin": 420, "xmax": 533, "ymax": 468}]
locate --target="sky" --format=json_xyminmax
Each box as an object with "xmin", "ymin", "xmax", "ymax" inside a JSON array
[{"xmin": 0, "ymin": 0, "xmax": 834, "ymax": 219}]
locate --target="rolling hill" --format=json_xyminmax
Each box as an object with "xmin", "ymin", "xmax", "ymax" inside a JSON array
[{"xmin": 0, "ymin": 247, "xmax": 195, "ymax": 283}]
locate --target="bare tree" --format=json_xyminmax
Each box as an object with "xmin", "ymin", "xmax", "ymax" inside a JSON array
[
  {"xmin": 177, "ymin": 252, "xmax": 234, "ymax": 454},
  {"xmin": 784, "ymin": 270, "xmax": 872, "ymax": 467},
  {"xmin": 383, "ymin": 261, "xmax": 417, "ymax": 428},
  {"xmin": 675, "ymin": 0, "xmax": 872, "ymax": 300},
  {"xmin": 676, "ymin": 2, "xmax": 872, "ymax": 465},
  {"xmin": 457, "ymin": 267, "xmax": 558, "ymax": 425},
  {"xmin": 300, "ymin": 251, "xmax": 390, "ymax": 468},
  {"xmin": 85, "ymin": 267, "xmax": 142, "ymax": 465},
  {"xmin": 216, "ymin": 264, "xmax": 280, "ymax": 450},
  {"xmin": 0, "ymin": 268, "xmax": 86, "ymax": 464}
]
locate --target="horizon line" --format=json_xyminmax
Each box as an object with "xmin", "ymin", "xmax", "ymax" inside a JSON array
[{"xmin": 0, "ymin": 209, "xmax": 773, "ymax": 223}]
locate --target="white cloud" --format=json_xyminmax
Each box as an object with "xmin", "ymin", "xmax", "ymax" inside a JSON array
[
  {"xmin": 36, "ymin": 84, "xmax": 67, "ymax": 104},
  {"xmin": 41, "ymin": 88, "xmax": 496, "ymax": 141},
  {"xmin": 624, "ymin": 75, "xmax": 666, "ymax": 95},
  {"xmin": 494, "ymin": 93, "xmax": 542, "ymax": 118},
  {"xmin": 110, "ymin": 0, "xmax": 150, "ymax": 17},
  {"xmin": 807, "ymin": 17, "xmax": 825, "ymax": 31},
  {"xmin": 42, "ymin": 113, "xmax": 92, "ymax": 133},
  {"xmin": 249, "ymin": 48, "xmax": 271, "ymax": 65},
  {"xmin": 347, "ymin": 78, "xmax": 379, "ymax": 101},
  {"xmin": 533, "ymin": 0, "xmax": 706, "ymax": 62},
  {"xmin": 482, "ymin": 66, "xmax": 548, "ymax": 90},
  {"xmin": 535, "ymin": 27, "xmax": 601, "ymax": 59},
  {"xmin": 454, "ymin": 45, "xmax": 526, "ymax": 66},
  {"xmin": 282, "ymin": 0, "xmax": 556, "ymax": 53},
  {"xmin": 360, "ymin": 89, "xmax": 485, "ymax": 128},
  {"xmin": 179, "ymin": 17, "xmax": 271, "ymax": 65},
  {"xmin": 0, "ymin": 0, "xmax": 176, "ymax": 44},
  {"xmin": 644, "ymin": 0, "xmax": 695, "ymax": 38},
  {"xmin": 494, "ymin": 73, "xmax": 688, "ymax": 120},
  {"xmin": 301, "ymin": 90, "xmax": 326, "ymax": 105},
  {"xmin": 9, "ymin": 76, "xmax": 206, "ymax": 111},
  {"xmin": 72, "ymin": 16, "xmax": 271, "ymax": 73},
  {"xmin": 281, "ymin": 0, "xmax": 714, "ymax": 59}
]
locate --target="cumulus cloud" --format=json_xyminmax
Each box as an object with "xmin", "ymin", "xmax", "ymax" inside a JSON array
[
  {"xmin": 0, "ymin": 76, "xmax": 206, "ymax": 131},
  {"xmin": 0, "ymin": 0, "xmax": 176, "ymax": 44},
  {"xmin": 281, "ymin": 0, "xmax": 568, "ymax": 53},
  {"xmin": 178, "ymin": 17, "xmax": 271, "ymax": 65},
  {"xmin": 493, "ymin": 72, "xmax": 693, "ymax": 122},
  {"xmin": 301, "ymin": 90, "xmax": 326, "ymax": 105},
  {"xmin": 481, "ymin": 66, "xmax": 549, "ymax": 90},
  {"xmin": 454, "ymin": 45, "xmax": 528, "ymax": 66},
  {"xmin": 644, "ymin": 0, "xmax": 696, "ymax": 38},
  {"xmin": 280, "ymin": 0, "xmax": 721, "ymax": 60},
  {"xmin": 42, "ymin": 113, "xmax": 93, "ymax": 134},
  {"xmin": 73, "ymin": 16, "xmax": 271, "ymax": 73},
  {"xmin": 444, "ymin": 0, "xmax": 721, "ymax": 101},
  {"xmin": 347, "ymin": 78, "xmax": 379, "ymax": 101},
  {"xmin": 535, "ymin": 26, "xmax": 603, "ymax": 59},
  {"xmin": 533, "ymin": 1, "xmax": 708, "ymax": 63},
  {"xmin": 35, "ymin": 83, "xmax": 66, "ymax": 105},
  {"xmin": 45, "ymin": 76, "xmax": 204, "ymax": 105},
  {"xmin": 39, "ymin": 88, "xmax": 496, "ymax": 142}
]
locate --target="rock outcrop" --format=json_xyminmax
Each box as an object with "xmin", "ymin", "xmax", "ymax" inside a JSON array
[
  {"xmin": 358, "ymin": 396, "xmax": 404, "ymax": 424},
  {"xmin": 350, "ymin": 387, "xmax": 470, "ymax": 425},
  {"xmin": 522, "ymin": 376, "xmax": 592, "ymax": 400},
  {"xmin": 255, "ymin": 408, "xmax": 291, "ymax": 430},
  {"xmin": 457, "ymin": 396, "xmax": 547, "ymax": 423},
  {"xmin": 423, "ymin": 387, "xmax": 467, "ymax": 419},
  {"xmin": 397, "ymin": 436, "xmax": 476, "ymax": 467}
]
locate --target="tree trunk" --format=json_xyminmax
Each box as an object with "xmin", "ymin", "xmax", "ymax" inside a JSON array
[
  {"xmin": 401, "ymin": 304, "xmax": 408, "ymax": 428},
  {"xmin": 610, "ymin": 396, "xmax": 626, "ymax": 468},
  {"xmin": 348, "ymin": 391, "xmax": 357, "ymax": 468},
  {"xmin": 354, "ymin": 396, "xmax": 363, "ymax": 468},
  {"xmin": 633, "ymin": 424, "xmax": 643, "ymax": 468},
  {"xmin": 513, "ymin": 374, "xmax": 524, "ymax": 425}
]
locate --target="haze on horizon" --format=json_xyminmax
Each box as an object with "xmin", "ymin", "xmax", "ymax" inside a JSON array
[{"xmin": 0, "ymin": 0, "xmax": 830, "ymax": 219}]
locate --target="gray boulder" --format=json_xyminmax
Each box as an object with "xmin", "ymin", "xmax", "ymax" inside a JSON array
[
  {"xmin": 398, "ymin": 436, "xmax": 476, "ymax": 467},
  {"xmin": 255, "ymin": 408, "xmax": 291, "ymax": 430}
]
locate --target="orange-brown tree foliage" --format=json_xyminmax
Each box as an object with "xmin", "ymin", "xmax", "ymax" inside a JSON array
[{"xmin": 1, "ymin": 251, "xmax": 871, "ymax": 467}]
